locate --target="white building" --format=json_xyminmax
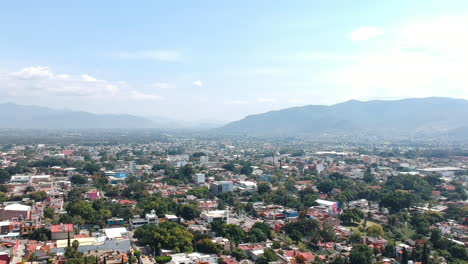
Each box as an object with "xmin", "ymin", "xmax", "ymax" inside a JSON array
[
  {"xmin": 168, "ymin": 253, "xmax": 218, "ymax": 264},
  {"xmin": 237, "ymin": 181, "xmax": 257, "ymax": 191},
  {"xmin": 201, "ymin": 210, "xmax": 229, "ymax": 223},
  {"xmin": 194, "ymin": 173, "xmax": 205, "ymax": 184}
]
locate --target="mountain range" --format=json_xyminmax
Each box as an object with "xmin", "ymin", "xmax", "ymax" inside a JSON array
[
  {"xmin": 218, "ymin": 97, "xmax": 468, "ymax": 138},
  {"xmin": 2, "ymin": 98, "xmax": 468, "ymax": 139}
]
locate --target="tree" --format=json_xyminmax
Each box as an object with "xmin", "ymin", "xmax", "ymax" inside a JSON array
[
  {"xmin": 363, "ymin": 167, "xmax": 374, "ymax": 183},
  {"xmin": 28, "ymin": 227, "xmax": 51, "ymax": 241},
  {"xmin": 177, "ymin": 204, "xmax": 201, "ymax": 220},
  {"xmin": 72, "ymin": 240, "xmax": 80, "ymax": 251},
  {"xmin": 231, "ymin": 248, "xmax": 248, "ymax": 261},
  {"xmin": 83, "ymin": 162, "xmax": 100, "ymax": 175},
  {"xmin": 134, "ymin": 222, "xmax": 194, "ymax": 254},
  {"xmin": 187, "ymin": 187, "xmax": 209, "ymax": 199},
  {"xmin": 421, "ymin": 243, "xmax": 429, "ymax": 264},
  {"xmin": 155, "ymin": 256, "xmax": 172, "ymax": 264},
  {"xmin": 195, "ymin": 238, "xmax": 223, "ymax": 254},
  {"xmin": 0, "ymin": 169, "xmax": 11, "ymax": 184},
  {"xmin": 67, "ymin": 200, "xmax": 97, "ymax": 223},
  {"xmin": 366, "ymin": 224, "xmax": 384, "ymax": 237},
  {"xmin": 43, "ymin": 207, "xmax": 56, "ymax": 219},
  {"xmin": 240, "ymin": 163, "xmax": 253, "ymax": 176},
  {"xmin": 401, "ymin": 247, "xmax": 408, "ymax": 264},
  {"xmin": 349, "ymin": 244, "xmax": 373, "ymax": 264},
  {"xmin": 30, "ymin": 191, "xmax": 48, "ymax": 201},
  {"xmin": 223, "ymin": 163, "xmax": 235, "ymax": 172},
  {"xmin": 154, "ymin": 256, "xmax": 172, "ymax": 264},
  {"xmin": 257, "ymin": 249, "xmax": 277, "ymax": 264},
  {"xmin": 257, "ymin": 182, "xmax": 271, "ymax": 195},
  {"xmin": 29, "ymin": 252, "xmax": 38, "ymax": 264},
  {"xmin": 70, "ymin": 175, "xmax": 87, "ymax": 184},
  {"xmin": 340, "ymin": 209, "xmax": 364, "ymax": 225},
  {"xmin": 251, "ymin": 222, "xmax": 272, "ymax": 239},
  {"xmin": 316, "ymin": 179, "xmax": 335, "ymax": 194},
  {"xmin": 320, "ymin": 223, "xmax": 337, "ymax": 242}
]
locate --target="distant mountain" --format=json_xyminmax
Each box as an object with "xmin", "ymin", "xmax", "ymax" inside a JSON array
[
  {"xmin": 0, "ymin": 103, "xmax": 157, "ymax": 129},
  {"xmin": 146, "ymin": 116, "xmax": 225, "ymax": 130},
  {"xmin": 218, "ymin": 97, "xmax": 468, "ymax": 138}
]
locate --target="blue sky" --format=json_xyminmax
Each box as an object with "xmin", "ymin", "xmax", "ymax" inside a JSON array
[{"xmin": 1, "ymin": 1, "xmax": 468, "ymax": 121}]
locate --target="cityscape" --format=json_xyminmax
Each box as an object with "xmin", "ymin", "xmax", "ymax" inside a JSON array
[{"xmin": 0, "ymin": 2, "xmax": 467, "ymax": 264}]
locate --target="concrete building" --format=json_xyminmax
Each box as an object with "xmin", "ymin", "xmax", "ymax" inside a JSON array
[
  {"xmin": 51, "ymin": 223, "xmax": 74, "ymax": 240},
  {"xmin": 130, "ymin": 210, "xmax": 159, "ymax": 229},
  {"xmin": 210, "ymin": 181, "xmax": 233, "ymax": 195},
  {"xmin": 168, "ymin": 253, "xmax": 219, "ymax": 264},
  {"xmin": 201, "ymin": 210, "xmax": 229, "ymax": 223},
  {"xmin": 0, "ymin": 204, "xmax": 31, "ymax": 221},
  {"xmin": 194, "ymin": 173, "xmax": 205, "ymax": 184}
]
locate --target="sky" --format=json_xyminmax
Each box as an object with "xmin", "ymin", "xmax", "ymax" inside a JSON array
[{"xmin": 1, "ymin": 1, "xmax": 468, "ymax": 122}]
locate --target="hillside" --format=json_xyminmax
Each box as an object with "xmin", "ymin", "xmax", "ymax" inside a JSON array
[
  {"xmin": 0, "ymin": 103, "xmax": 156, "ymax": 129},
  {"xmin": 218, "ymin": 97, "xmax": 468, "ymax": 137}
]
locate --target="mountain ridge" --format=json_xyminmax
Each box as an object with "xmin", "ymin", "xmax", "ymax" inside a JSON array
[{"xmin": 218, "ymin": 97, "xmax": 468, "ymax": 137}]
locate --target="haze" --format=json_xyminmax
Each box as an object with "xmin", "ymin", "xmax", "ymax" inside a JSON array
[{"xmin": 1, "ymin": 1, "xmax": 468, "ymax": 122}]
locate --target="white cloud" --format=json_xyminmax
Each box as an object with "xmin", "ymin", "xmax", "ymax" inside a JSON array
[
  {"xmin": 130, "ymin": 90, "xmax": 164, "ymax": 101},
  {"xmin": 293, "ymin": 52, "xmax": 356, "ymax": 61},
  {"xmin": 192, "ymin": 80, "xmax": 203, "ymax": 87},
  {"xmin": 328, "ymin": 16, "xmax": 468, "ymax": 100},
  {"xmin": 0, "ymin": 66, "xmax": 167, "ymax": 102},
  {"xmin": 114, "ymin": 50, "xmax": 182, "ymax": 61},
  {"xmin": 10, "ymin": 66, "xmax": 53, "ymax": 80},
  {"xmin": 2, "ymin": 66, "xmax": 119, "ymax": 97},
  {"xmin": 81, "ymin": 74, "xmax": 97, "ymax": 82},
  {"xmin": 229, "ymin": 100, "xmax": 249, "ymax": 105},
  {"xmin": 152, "ymin": 82, "xmax": 174, "ymax": 89},
  {"xmin": 287, "ymin": 99, "xmax": 305, "ymax": 104},
  {"xmin": 257, "ymin": 97, "xmax": 276, "ymax": 103},
  {"xmin": 349, "ymin": 26, "xmax": 384, "ymax": 41}
]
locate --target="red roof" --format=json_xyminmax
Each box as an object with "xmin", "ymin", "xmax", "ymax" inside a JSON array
[{"xmin": 51, "ymin": 224, "xmax": 74, "ymax": 233}]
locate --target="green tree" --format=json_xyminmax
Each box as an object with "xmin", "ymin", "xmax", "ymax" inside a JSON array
[
  {"xmin": 28, "ymin": 227, "xmax": 51, "ymax": 241},
  {"xmin": 43, "ymin": 207, "xmax": 56, "ymax": 219},
  {"xmin": 240, "ymin": 163, "xmax": 253, "ymax": 176},
  {"xmin": 177, "ymin": 204, "xmax": 201, "ymax": 220},
  {"xmin": 340, "ymin": 208, "xmax": 364, "ymax": 225},
  {"xmin": 30, "ymin": 191, "xmax": 48, "ymax": 201},
  {"xmin": 401, "ymin": 247, "xmax": 408, "ymax": 264},
  {"xmin": 0, "ymin": 169, "xmax": 11, "ymax": 184},
  {"xmin": 134, "ymin": 222, "xmax": 194, "ymax": 254},
  {"xmin": 366, "ymin": 224, "xmax": 384, "ymax": 237},
  {"xmin": 155, "ymin": 256, "xmax": 172, "ymax": 264},
  {"xmin": 421, "ymin": 243, "xmax": 429, "ymax": 264},
  {"xmin": 349, "ymin": 244, "xmax": 373, "ymax": 264},
  {"xmin": 257, "ymin": 182, "xmax": 271, "ymax": 195},
  {"xmin": 195, "ymin": 238, "xmax": 223, "ymax": 254},
  {"xmin": 70, "ymin": 175, "xmax": 87, "ymax": 184},
  {"xmin": 231, "ymin": 248, "xmax": 248, "ymax": 261},
  {"xmin": 187, "ymin": 187, "xmax": 209, "ymax": 199}
]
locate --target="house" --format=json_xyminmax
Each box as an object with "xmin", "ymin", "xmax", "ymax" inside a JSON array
[
  {"xmin": 280, "ymin": 250, "xmax": 315, "ymax": 264},
  {"xmin": 0, "ymin": 204, "xmax": 31, "ymax": 221},
  {"xmin": 51, "ymin": 224, "xmax": 74, "ymax": 240}
]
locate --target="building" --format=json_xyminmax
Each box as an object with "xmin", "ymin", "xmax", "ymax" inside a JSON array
[
  {"xmin": 0, "ymin": 204, "xmax": 31, "ymax": 221},
  {"xmin": 315, "ymin": 199, "xmax": 340, "ymax": 215},
  {"xmin": 51, "ymin": 224, "xmax": 74, "ymax": 240},
  {"xmin": 237, "ymin": 181, "xmax": 257, "ymax": 191},
  {"xmin": 168, "ymin": 253, "xmax": 219, "ymax": 264},
  {"xmin": 210, "ymin": 181, "xmax": 233, "ymax": 195},
  {"xmin": 194, "ymin": 173, "xmax": 205, "ymax": 184},
  {"xmin": 130, "ymin": 210, "xmax": 159, "ymax": 229},
  {"xmin": 201, "ymin": 210, "xmax": 229, "ymax": 223}
]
